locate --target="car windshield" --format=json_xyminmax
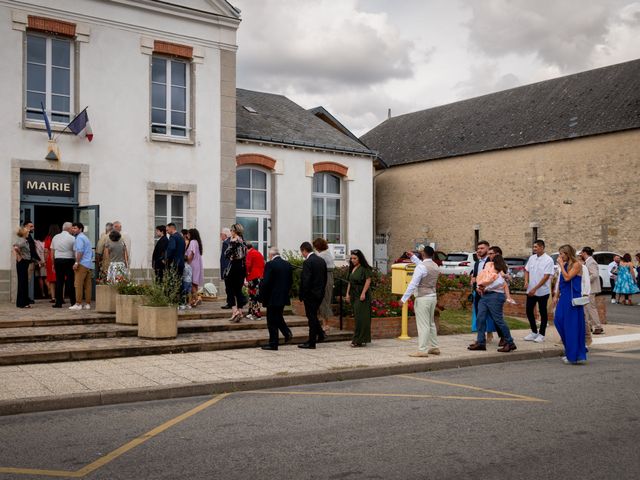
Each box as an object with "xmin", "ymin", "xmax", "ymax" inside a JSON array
[{"xmin": 445, "ymin": 254, "xmax": 469, "ymax": 262}]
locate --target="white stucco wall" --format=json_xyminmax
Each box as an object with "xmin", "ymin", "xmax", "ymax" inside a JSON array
[
  {"xmin": 0, "ymin": 0, "xmax": 238, "ymax": 276},
  {"xmin": 236, "ymin": 143, "xmax": 375, "ymax": 263}
]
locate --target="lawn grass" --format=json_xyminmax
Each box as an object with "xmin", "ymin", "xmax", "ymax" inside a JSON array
[{"xmin": 437, "ymin": 308, "xmax": 529, "ymax": 335}]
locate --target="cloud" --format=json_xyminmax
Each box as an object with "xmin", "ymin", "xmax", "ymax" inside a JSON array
[
  {"xmin": 235, "ymin": 0, "xmax": 415, "ymax": 90},
  {"xmin": 591, "ymin": 2, "xmax": 640, "ymax": 66},
  {"xmin": 454, "ymin": 62, "xmax": 521, "ymax": 99},
  {"xmin": 463, "ymin": 0, "xmax": 627, "ymax": 71}
]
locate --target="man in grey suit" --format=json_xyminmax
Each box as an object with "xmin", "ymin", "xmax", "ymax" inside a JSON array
[{"xmin": 580, "ymin": 247, "xmax": 604, "ymax": 335}]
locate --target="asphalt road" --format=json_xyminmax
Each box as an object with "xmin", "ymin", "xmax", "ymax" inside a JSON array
[
  {"xmin": 606, "ymin": 293, "xmax": 640, "ymax": 325},
  {"xmin": 1, "ymin": 351, "xmax": 639, "ymax": 480}
]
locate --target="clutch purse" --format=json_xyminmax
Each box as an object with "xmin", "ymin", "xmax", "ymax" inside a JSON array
[{"xmin": 571, "ymin": 296, "xmax": 590, "ymax": 307}]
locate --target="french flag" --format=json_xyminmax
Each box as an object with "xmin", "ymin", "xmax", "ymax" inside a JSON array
[{"xmin": 67, "ymin": 109, "xmax": 93, "ymax": 142}]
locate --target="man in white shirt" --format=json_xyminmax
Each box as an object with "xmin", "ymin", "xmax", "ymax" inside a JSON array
[
  {"xmin": 401, "ymin": 246, "xmax": 441, "ymax": 357},
  {"xmin": 51, "ymin": 222, "xmax": 76, "ymax": 308},
  {"xmin": 608, "ymin": 256, "xmax": 620, "ymax": 303},
  {"xmin": 523, "ymin": 239, "xmax": 555, "ymax": 343}
]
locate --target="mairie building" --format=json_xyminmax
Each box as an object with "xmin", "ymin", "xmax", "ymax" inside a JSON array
[{"xmin": 0, "ymin": 0, "xmax": 378, "ymax": 302}]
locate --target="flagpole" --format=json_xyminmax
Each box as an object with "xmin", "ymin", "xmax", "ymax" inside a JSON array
[{"xmin": 54, "ymin": 106, "xmax": 88, "ymax": 141}]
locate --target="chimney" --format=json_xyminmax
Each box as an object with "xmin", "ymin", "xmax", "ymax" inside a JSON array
[{"xmin": 387, "ymin": 108, "xmax": 391, "ymax": 119}]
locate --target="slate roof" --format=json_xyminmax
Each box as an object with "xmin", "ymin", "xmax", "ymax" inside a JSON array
[
  {"xmin": 360, "ymin": 59, "xmax": 640, "ymax": 167},
  {"xmin": 236, "ymin": 88, "xmax": 376, "ymax": 156}
]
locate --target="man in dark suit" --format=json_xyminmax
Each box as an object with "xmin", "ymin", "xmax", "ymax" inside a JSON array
[
  {"xmin": 165, "ymin": 223, "xmax": 186, "ymax": 301},
  {"xmin": 298, "ymin": 241, "xmax": 327, "ymax": 349},
  {"xmin": 259, "ymin": 247, "xmax": 293, "ymax": 350}
]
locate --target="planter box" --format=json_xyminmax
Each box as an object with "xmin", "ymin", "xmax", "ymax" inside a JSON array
[
  {"xmin": 137, "ymin": 305, "xmax": 178, "ymax": 339},
  {"xmin": 95, "ymin": 285, "xmax": 117, "ymax": 313},
  {"xmin": 291, "ymin": 299, "xmax": 306, "ymax": 316},
  {"xmin": 115, "ymin": 294, "xmax": 144, "ymax": 325}
]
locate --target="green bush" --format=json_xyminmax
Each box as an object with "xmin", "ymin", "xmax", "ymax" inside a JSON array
[
  {"xmin": 282, "ymin": 249, "xmax": 304, "ymax": 298},
  {"xmin": 143, "ymin": 269, "xmax": 182, "ymax": 307},
  {"xmin": 115, "ymin": 280, "xmax": 147, "ymax": 295}
]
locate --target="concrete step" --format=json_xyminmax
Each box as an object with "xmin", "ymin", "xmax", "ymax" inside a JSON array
[
  {"xmin": 0, "ymin": 327, "xmax": 353, "ymax": 365},
  {"xmin": 0, "ymin": 307, "xmax": 292, "ymax": 329},
  {"xmin": 0, "ymin": 317, "xmax": 310, "ymax": 343}
]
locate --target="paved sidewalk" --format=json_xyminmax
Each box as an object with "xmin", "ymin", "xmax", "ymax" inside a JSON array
[{"xmin": 2, "ymin": 322, "xmax": 639, "ymax": 416}]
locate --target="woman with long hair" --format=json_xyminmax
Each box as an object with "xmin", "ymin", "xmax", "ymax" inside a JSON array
[
  {"xmin": 224, "ymin": 223, "xmax": 248, "ymax": 322},
  {"xmin": 469, "ymin": 254, "xmax": 517, "ymax": 352},
  {"xmin": 43, "ymin": 224, "xmax": 60, "ymax": 302},
  {"xmin": 12, "ymin": 227, "xmax": 32, "ymax": 308},
  {"xmin": 186, "ymin": 228, "xmax": 204, "ymax": 307},
  {"xmin": 345, "ymin": 249, "xmax": 372, "ymax": 347},
  {"xmin": 552, "ymin": 244, "xmax": 587, "ymax": 364},
  {"xmin": 613, "ymin": 253, "xmax": 639, "ymax": 305},
  {"xmin": 313, "ymin": 237, "xmax": 335, "ymax": 336}
]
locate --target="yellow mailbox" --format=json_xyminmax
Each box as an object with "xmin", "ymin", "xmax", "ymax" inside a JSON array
[
  {"xmin": 391, "ymin": 263, "xmax": 416, "ymax": 340},
  {"xmin": 391, "ymin": 263, "xmax": 415, "ymax": 295}
]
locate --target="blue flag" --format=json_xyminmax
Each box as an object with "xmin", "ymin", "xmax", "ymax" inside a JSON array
[{"xmin": 40, "ymin": 102, "xmax": 52, "ymax": 140}]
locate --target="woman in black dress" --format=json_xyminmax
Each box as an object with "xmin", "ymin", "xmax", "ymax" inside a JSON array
[{"xmin": 224, "ymin": 223, "xmax": 248, "ymax": 322}]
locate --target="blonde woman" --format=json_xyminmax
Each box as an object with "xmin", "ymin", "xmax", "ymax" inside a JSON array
[
  {"xmin": 12, "ymin": 227, "xmax": 32, "ymax": 308},
  {"xmin": 552, "ymin": 244, "xmax": 587, "ymax": 365}
]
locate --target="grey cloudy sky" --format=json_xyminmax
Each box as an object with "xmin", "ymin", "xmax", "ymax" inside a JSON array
[{"xmin": 233, "ymin": 0, "xmax": 640, "ymax": 136}]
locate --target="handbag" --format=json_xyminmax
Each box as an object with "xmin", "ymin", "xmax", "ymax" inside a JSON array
[
  {"xmin": 571, "ymin": 275, "xmax": 590, "ymax": 306},
  {"xmin": 571, "ymin": 296, "xmax": 590, "ymax": 306}
]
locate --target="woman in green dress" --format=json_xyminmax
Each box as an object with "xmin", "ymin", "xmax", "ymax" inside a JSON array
[{"xmin": 345, "ymin": 249, "xmax": 373, "ymax": 347}]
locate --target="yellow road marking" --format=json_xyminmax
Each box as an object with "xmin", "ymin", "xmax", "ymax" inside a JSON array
[
  {"xmin": 242, "ymin": 390, "xmax": 547, "ymax": 403},
  {"xmin": 397, "ymin": 374, "xmax": 548, "ymax": 402},
  {"xmin": 0, "ymin": 393, "xmax": 230, "ymax": 478},
  {"xmin": 0, "ymin": 467, "xmax": 80, "ymax": 478}
]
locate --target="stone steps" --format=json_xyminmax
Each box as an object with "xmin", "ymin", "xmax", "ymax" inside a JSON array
[
  {"xmin": 0, "ymin": 317, "xmax": 310, "ymax": 343},
  {"xmin": 0, "ymin": 307, "xmax": 291, "ymax": 329},
  {"xmin": 0, "ymin": 327, "xmax": 353, "ymax": 366}
]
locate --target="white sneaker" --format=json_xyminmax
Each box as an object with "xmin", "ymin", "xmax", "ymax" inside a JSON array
[
  {"xmin": 524, "ymin": 332, "xmax": 539, "ymax": 341},
  {"xmin": 562, "ymin": 357, "xmax": 570, "ymax": 364},
  {"xmin": 246, "ymin": 314, "xmax": 255, "ymax": 321},
  {"xmin": 178, "ymin": 305, "xmax": 186, "ymax": 310},
  {"xmin": 534, "ymin": 334, "xmax": 545, "ymax": 343},
  {"xmin": 611, "ymin": 299, "xmax": 616, "ymax": 304},
  {"xmin": 69, "ymin": 304, "xmax": 82, "ymax": 310},
  {"xmin": 83, "ymin": 304, "xmax": 91, "ymax": 310}
]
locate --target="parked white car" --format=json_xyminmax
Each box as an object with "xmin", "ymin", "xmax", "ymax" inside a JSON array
[
  {"xmin": 440, "ymin": 252, "xmax": 477, "ymax": 276},
  {"xmin": 550, "ymin": 251, "xmax": 620, "ymax": 289}
]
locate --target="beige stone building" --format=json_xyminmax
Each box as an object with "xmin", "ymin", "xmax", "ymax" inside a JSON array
[{"xmin": 362, "ymin": 59, "xmax": 640, "ymax": 262}]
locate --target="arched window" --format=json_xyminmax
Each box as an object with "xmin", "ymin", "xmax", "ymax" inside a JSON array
[
  {"xmin": 236, "ymin": 167, "xmax": 268, "ymax": 211},
  {"xmin": 236, "ymin": 167, "xmax": 270, "ymax": 257},
  {"xmin": 312, "ymin": 173, "xmax": 341, "ymax": 243}
]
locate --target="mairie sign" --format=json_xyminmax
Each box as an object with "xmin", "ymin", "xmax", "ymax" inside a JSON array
[{"xmin": 21, "ymin": 170, "xmax": 76, "ymax": 198}]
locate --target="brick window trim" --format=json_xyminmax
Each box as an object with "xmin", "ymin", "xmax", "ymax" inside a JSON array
[
  {"xmin": 236, "ymin": 154, "xmax": 276, "ymax": 170},
  {"xmin": 153, "ymin": 40, "xmax": 193, "ymax": 59},
  {"xmin": 313, "ymin": 161, "xmax": 348, "ymax": 177},
  {"xmin": 27, "ymin": 16, "xmax": 76, "ymax": 37}
]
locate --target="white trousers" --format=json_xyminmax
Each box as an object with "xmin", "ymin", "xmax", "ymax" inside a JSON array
[{"xmin": 415, "ymin": 296, "xmax": 438, "ymax": 351}]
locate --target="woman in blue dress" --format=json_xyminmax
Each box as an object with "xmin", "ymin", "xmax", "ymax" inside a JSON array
[
  {"xmin": 613, "ymin": 253, "xmax": 639, "ymax": 305},
  {"xmin": 552, "ymin": 244, "xmax": 587, "ymax": 365}
]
